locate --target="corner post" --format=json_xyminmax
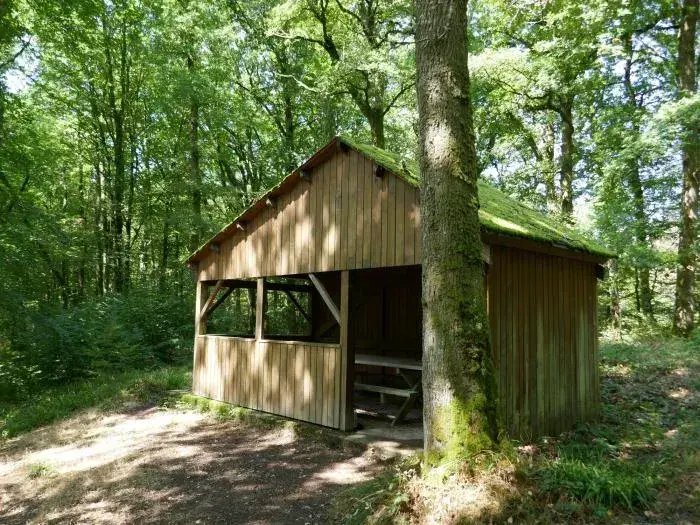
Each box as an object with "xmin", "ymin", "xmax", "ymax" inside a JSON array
[
  {"xmin": 193, "ymin": 280, "xmax": 207, "ymax": 395},
  {"xmin": 339, "ymin": 270, "xmax": 354, "ymax": 430},
  {"xmin": 255, "ymin": 278, "xmax": 265, "ymax": 340},
  {"xmin": 195, "ymin": 281, "xmax": 207, "ymax": 336}
]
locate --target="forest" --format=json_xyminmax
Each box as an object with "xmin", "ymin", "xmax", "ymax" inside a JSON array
[
  {"xmin": 1, "ymin": 0, "xmax": 697, "ymax": 401},
  {"xmin": 1, "ymin": 0, "xmax": 699, "ymax": 522}
]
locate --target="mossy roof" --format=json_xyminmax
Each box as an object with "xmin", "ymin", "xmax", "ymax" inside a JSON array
[
  {"xmin": 187, "ymin": 136, "xmax": 614, "ymax": 263},
  {"xmin": 340, "ymin": 136, "xmax": 614, "ymax": 258}
]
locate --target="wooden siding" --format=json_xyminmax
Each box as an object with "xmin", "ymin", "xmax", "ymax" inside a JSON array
[
  {"xmin": 192, "ymin": 335, "xmax": 342, "ymax": 428},
  {"xmin": 197, "ymin": 149, "xmax": 421, "ymax": 281},
  {"xmin": 488, "ymin": 245, "xmax": 599, "ymax": 438}
]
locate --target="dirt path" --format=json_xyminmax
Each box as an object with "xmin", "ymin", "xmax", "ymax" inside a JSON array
[{"xmin": 0, "ymin": 406, "xmax": 382, "ymax": 524}]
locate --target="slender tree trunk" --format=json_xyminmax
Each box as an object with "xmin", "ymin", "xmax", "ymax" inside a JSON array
[
  {"xmin": 609, "ymin": 260, "xmax": 622, "ymax": 341},
  {"xmin": 415, "ymin": 0, "xmax": 500, "ymax": 460},
  {"xmin": 674, "ymin": 0, "xmax": 699, "ymax": 336},
  {"xmin": 103, "ymin": 14, "xmax": 127, "ymax": 292},
  {"xmin": 559, "ymin": 96, "xmax": 574, "ymax": 221},
  {"xmin": 623, "ymin": 37, "xmax": 654, "ymax": 319},
  {"xmin": 188, "ymin": 53, "xmax": 202, "ymax": 254}
]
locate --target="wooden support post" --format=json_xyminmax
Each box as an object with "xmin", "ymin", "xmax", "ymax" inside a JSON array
[
  {"xmin": 193, "ymin": 280, "xmax": 208, "ymax": 396},
  {"xmin": 339, "ymin": 270, "xmax": 354, "ymax": 431},
  {"xmin": 309, "ymin": 273, "xmax": 340, "ymax": 324},
  {"xmin": 194, "ymin": 281, "xmax": 208, "ymax": 336},
  {"xmin": 255, "ymin": 278, "xmax": 265, "ymax": 340}
]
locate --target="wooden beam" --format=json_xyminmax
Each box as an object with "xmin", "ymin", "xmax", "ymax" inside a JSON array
[
  {"xmin": 309, "ymin": 273, "xmax": 340, "ymax": 324},
  {"xmin": 255, "ymin": 278, "xmax": 265, "ymax": 340},
  {"xmin": 200, "ymin": 280, "xmax": 224, "ymax": 320},
  {"xmin": 339, "ymin": 270, "xmax": 353, "ymax": 431},
  {"xmin": 206, "ymin": 286, "xmax": 235, "ymax": 316},
  {"xmin": 284, "ymin": 290, "xmax": 311, "ymax": 323}
]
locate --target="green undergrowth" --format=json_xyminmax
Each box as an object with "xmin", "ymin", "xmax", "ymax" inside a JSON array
[
  {"xmin": 331, "ymin": 334, "xmax": 699, "ymax": 523},
  {"xmin": 0, "ymin": 365, "xmax": 191, "ymax": 439},
  {"xmin": 328, "ymin": 456, "xmax": 421, "ymax": 525}
]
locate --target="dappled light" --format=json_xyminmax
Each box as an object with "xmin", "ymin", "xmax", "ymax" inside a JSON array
[{"xmin": 0, "ymin": 405, "xmax": 381, "ymax": 524}]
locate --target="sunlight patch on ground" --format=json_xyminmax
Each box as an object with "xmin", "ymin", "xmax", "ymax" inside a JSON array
[
  {"xmin": 300, "ymin": 453, "xmax": 377, "ymax": 493},
  {"xmin": 0, "ymin": 409, "xmax": 204, "ymax": 477}
]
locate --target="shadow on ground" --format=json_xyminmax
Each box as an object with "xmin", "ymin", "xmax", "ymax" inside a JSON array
[{"xmin": 0, "ymin": 405, "xmax": 383, "ymax": 524}]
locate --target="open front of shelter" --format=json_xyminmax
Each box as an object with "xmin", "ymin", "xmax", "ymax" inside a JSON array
[{"xmin": 187, "ymin": 137, "xmax": 613, "ymax": 438}]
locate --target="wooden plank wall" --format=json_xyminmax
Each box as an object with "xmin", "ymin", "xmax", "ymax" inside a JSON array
[
  {"xmin": 192, "ymin": 335, "xmax": 342, "ymax": 428},
  {"xmin": 197, "ymin": 149, "xmax": 422, "ymax": 281},
  {"xmin": 488, "ymin": 245, "xmax": 599, "ymax": 438}
]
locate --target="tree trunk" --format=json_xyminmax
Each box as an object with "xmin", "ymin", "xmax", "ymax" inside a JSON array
[
  {"xmin": 367, "ymin": 108, "xmax": 386, "ymax": 149},
  {"xmin": 415, "ymin": 0, "xmax": 500, "ymax": 460},
  {"xmin": 559, "ymin": 96, "xmax": 574, "ymax": 221},
  {"xmin": 674, "ymin": 0, "xmax": 699, "ymax": 336},
  {"xmin": 623, "ymin": 37, "xmax": 654, "ymax": 320},
  {"xmin": 544, "ymin": 121, "xmax": 558, "ymax": 215},
  {"xmin": 188, "ymin": 53, "xmax": 203, "ymax": 254}
]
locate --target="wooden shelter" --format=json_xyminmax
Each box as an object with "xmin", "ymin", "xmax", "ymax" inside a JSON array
[{"xmin": 186, "ymin": 136, "xmax": 614, "ymax": 438}]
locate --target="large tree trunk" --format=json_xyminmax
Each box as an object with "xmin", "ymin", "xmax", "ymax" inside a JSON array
[
  {"xmin": 674, "ymin": 0, "xmax": 699, "ymax": 336},
  {"xmin": 559, "ymin": 96, "xmax": 575, "ymax": 221},
  {"xmin": 415, "ymin": 0, "xmax": 500, "ymax": 460}
]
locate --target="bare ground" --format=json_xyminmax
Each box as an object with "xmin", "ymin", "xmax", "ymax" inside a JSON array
[{"xmin": 0, "ymin": 405, "xmax": 382, "ymax": 524}]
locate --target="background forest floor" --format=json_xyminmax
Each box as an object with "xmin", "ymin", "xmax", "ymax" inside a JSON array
[{"xmin": 331, "ymin": 336, "xmax": 700, "ymax": 524}]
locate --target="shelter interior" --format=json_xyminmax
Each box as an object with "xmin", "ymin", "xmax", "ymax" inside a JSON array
[{"xmin": 201, "ymin": 265, "xmax": 424, "ymax": 426}]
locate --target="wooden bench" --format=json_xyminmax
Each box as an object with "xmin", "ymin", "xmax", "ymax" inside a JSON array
[{"xmin": 354, "ymin": 354, "xmax": 422, "ymax": 425}]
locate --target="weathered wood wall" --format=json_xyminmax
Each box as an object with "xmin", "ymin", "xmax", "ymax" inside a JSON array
[
  {"xmin": 193, "ymin": 336, "xmax": 342, "ymax": 428},
  {"xmin": 488, "ymin": 245, "xmax": 599, "ymax": 438},
  {"xmin": 197, "ymin": 149, "xmax": 422, "ymax": 281}
]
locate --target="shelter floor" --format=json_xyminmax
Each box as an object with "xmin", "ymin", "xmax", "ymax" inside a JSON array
[{"xmin": 344, "ymin": 393, "xmax": 423, "ymax": 457}]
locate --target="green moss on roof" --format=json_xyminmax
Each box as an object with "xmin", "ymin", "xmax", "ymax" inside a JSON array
[{"xmin": 339, "ymin": 136, "xmax": 615, "ymax": 258}]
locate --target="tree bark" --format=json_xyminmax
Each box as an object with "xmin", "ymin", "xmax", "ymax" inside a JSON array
[
  {"xmin": 415, "ymin": 0, "xmax": 500, "ymax": 460},
  {"xmin": 188, "ymin": 53, "xmax": 203, "ymax": 254},
  {"xmin": 559, "ymin": 96, "xmax": 574, "ymax": 221},
  {"xmin": 674, "ymin": 0, "xmax": 699, "ymax": 336},
  {"xmin": 623, "ymin": 36, "xmax": 654, "ymax": 319}
]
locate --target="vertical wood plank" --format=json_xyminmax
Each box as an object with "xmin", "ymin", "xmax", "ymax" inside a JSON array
[
  {"xmin": 386, "ymin": 174, "xmax": 396, "ymax": 267},
  {"xmin": 380, "ymin": 175, "xmax": 389, "ymax": 266},
  {"xmin": 395, "ymin": 178, "xmax": 405, "ymax": 266},
  {"xmin": 347, "ymin": 153, "xmax": 357, "ymax": 269},
  {"xmin": 362, "ymin": 157, "xmax": 372, "ymax": 266},
  {"xmin": 339, "ymin": 149, "xmax": 349, "ymax": 269}
]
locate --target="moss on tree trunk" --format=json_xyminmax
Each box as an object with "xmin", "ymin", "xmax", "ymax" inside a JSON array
[{"xmin": 415, "ymin": 0, "xmax": 500, "ymax": 462}]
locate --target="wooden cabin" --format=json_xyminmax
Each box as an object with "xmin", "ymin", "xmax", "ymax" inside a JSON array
[{"xmin": 186, "ymin": 136, "xmax": 614, "ymax": 438}]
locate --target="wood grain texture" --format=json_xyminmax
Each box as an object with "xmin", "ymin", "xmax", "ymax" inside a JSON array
[
  {"xmin": 193, "ymin": 336, "xmax": 342, "ymax": 428},
  {"xmin": 197, "ymin": 149, "xmax": 424, "ymax": 281},
  {"xmin": 487, "ymin": 245, "xmax": 599, "ymax": 438}
]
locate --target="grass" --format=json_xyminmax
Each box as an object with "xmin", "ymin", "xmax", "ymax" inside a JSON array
[
  {"xmin": 331, "ymin": 334, "xmax": 700, "ymax": 523},
  {"xmin": 0, "ymin": 366, "xmax": 191, "ymax": 439}
]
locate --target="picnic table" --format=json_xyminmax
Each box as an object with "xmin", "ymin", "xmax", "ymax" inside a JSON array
[{"xmin": 353, "ymin": 353, "xmax": 422, "ymax": 425}]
